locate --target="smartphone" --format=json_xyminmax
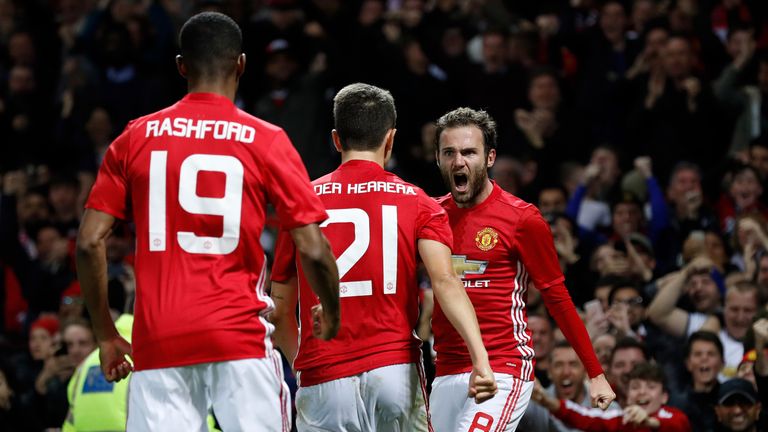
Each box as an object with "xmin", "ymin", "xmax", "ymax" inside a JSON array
[{"xmin": 584, "ymin": 299, "xmax": 605, "ymax": 320}]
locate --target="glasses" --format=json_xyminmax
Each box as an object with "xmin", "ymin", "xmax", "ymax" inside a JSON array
[
  {"xmin": 61, "ymin": 296, "xmax": 84, "ymax": 306},
  {"xmin": 613, "ymin": 297, "xmax": 643, "ymax": 307}
]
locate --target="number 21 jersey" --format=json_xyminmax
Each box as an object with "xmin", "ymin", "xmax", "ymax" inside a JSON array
[
  {"xmin": 272, "ymin": 160, "xmax": 453, "ymax": 386},
  {"xmin": 86, "ymin": 92, "xmax": 328, "ymax": 371}
]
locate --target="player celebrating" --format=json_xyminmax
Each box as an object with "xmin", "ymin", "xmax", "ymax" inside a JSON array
[
  {"xmin": 270, "ymin": 84, "xmax": 497, "ymax": 431},
  {"xmin": 76, "ymin": 12, "xmax": 339, "ymax": 431},
  {"xmin": 430, "ymin": 107, "xmax": 615, "ymax": 432}
]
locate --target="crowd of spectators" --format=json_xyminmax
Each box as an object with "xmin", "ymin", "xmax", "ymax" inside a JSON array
[{"xmin": 1, "ymin": 0, "xmax": 768, "ymax": 430}]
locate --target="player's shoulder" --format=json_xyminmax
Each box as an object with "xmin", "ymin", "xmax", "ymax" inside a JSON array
[
  {"xmin": 495, "ymin": 189, "xmax": 536, "ymax": 213},
  {"xmin": 232, "ymin": 107, "xmax": 284, "ymax": 136},
  {"xmin": 435, "ymin": 192, "xmax": 453, "ymax": 207},
  {"xmin": 311, "ymin": 171, "xmax": 335, "ymax": 186}
]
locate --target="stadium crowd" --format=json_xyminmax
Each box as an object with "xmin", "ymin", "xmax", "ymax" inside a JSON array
[{"xmin": 1, "ymin": 0, "xmax": 768, "ymax": 430}]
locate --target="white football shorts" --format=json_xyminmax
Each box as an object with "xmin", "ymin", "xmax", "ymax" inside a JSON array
[
  {"xmin": 127, "ymin": 350, "xmax": 290, "ymax": 432},
  {"xmin": 430, "ymin": 373, "xmax": 533, "ymax": 432},
  {"xmin": 295, "ymin": 362, "xmax": 429, "ymax": 432}
]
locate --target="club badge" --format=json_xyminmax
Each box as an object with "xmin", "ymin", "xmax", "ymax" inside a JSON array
[{"xmin": 475, "ymin": 227, "xmax": 499, "ymax": 251}]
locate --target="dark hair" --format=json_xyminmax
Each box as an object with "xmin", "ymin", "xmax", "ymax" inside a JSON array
[
  {"xmin": 333, "ymin": 83, "xmax": 396, "ymax": 151},
  {"xmin": 750, "ymin": 134, "xmax": 768, "ymax": 151},
  {"xmin": 685, "ymin": 330, "xmax": 724, "ymax": 360},
  {"xmin": 626, "ymin": 362, "xmax": 666, "ymax": 388},
  {"xmin": 607, "ymin": 281, "xmax": 644, "ymax": 306},
  {"xmin": 434, "ymin": 107, "xmax": 498, "ymax": 155},
  {"xmin": 727, "ymin": 23, "xmax": 755, "ymax": 41},
  {"xmin": 527, "ymin": 66, "xmax": 560, "ymax": 90},
  {"xmin": 552, "ymin": 340, "xmax": 573, "ymax": 351},
  {"xmin": 179, "ymin": 12, "xmax": 242, "ymax": 80},
  {"xmin": 610, "ymin": 337, "xmax": 650, "ymax": 364},
  {"xmin": 669, "ymin": 161, "xmax": 702, "ymax": 184}
]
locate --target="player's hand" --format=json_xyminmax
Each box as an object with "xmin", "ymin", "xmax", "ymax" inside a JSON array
[
  {"xmin": 468, "ymin": 363, "xmax": 497, "ymax": 403},
  {"xmin": 311, "ymin": 304, "xmax": 340, "ymax": 341},
  {"xmin": 589, "ymin": 374, "xmax": 616, "ymax": 410},
  {"xmin": 99, "ymin": 336, "xmax": 133, "ymax": 382}
]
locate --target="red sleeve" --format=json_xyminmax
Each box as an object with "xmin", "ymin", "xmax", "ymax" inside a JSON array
[
  {"xmin": 554, "ymin": 399, "xmax": 623, "ymax": 432},
  {"xmin": 515, "ymin": 207, "xmax": 565, "ymax": 288},
  {"xmin": 517, "ymin": 208, "xmax": 603, "ymax": 378},
  {"xmin": 416, "ymin": 191, "xmax": 453, "ymax": 248},
  {"xmin": 271, "ymin": 228, "xmax": 297, "ymax": 283},
  {"xmin": 655, "ymin": 407, "xmax": 692, "ymax": 432},
  {"xmin": 85, "ymin": 123, "xmax": 132, "ymax": 220},
  {"xmin": 262, "ymin": 130, "xmax": 327, "ymax": 229}
]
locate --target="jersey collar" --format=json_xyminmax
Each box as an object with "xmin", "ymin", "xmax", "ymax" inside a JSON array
[
  {"xmin": 448, "ymin": 180, "xmax": 502, "ymax": 212},
  {"xmin": 182, "ymin": 92, "xmax": 235, "ymax": 106}
]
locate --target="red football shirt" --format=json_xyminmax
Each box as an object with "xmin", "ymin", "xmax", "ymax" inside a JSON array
[
  {"xmin": 555, "ymin": 400, "xmax": 691, "ymax": 431},
  {"xmin": 272, "ymin": 160, "xmax": 453, "ymax": 386},
  {"xmin": 86, "ymin": 92, "xmax": 327, "ymax": 371},
  {"xmin": 432, "ymin": 182, "xmax": 602, "ymax": 380}
]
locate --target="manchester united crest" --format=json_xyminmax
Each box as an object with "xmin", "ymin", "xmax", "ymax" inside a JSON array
[{"xmin": 475, "ymin": 227, "xmax": 499, "ymax": 251}]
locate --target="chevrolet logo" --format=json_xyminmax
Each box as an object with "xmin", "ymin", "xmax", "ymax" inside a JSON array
[{"xmin": 451, "ymin": 255, "xmax": 488, "ymax": 277}]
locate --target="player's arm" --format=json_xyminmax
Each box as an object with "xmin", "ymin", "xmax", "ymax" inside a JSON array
[
  {"xmin": 517, "ymin": 209, "xmax": 615, "ymax": 409},
  {"xmin": 270, "ymin": 277, "xmax": 299, "ymax": 364},
  {"xmin": 419, "ymin": 238, "xmax": 497, "ymax": 403},
  {"xmin": 76, "ymin": 209, "xmax": 132, "ymax": 382},
  {"xmin": 290, "ymin": 224, "xmax": 340, "ymax": 340}
]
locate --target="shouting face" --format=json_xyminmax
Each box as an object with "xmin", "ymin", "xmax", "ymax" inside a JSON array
[{"xmin": 437, "ymin": 126, "xmax": 495, "ymax": 207}]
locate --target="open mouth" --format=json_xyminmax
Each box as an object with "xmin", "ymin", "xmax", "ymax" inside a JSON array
[
  {"xmin": 636, "ymin": 398, "xmax": 650, "ymax": 407},
  {"xmin": 453, "ymin": 173, "xmax": 468, "ymax": 193}
]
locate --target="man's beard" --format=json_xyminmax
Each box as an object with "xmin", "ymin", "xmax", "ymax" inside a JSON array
[{"xmin": 441, "ymin": 167, "xmax": 488, "ymax": 204}]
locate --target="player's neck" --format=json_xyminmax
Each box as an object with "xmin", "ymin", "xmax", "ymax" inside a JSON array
[
  {"xmin": 340, "ymin": 150, "xmax": 385, "ymax": 168},
  {"xmin": 187, "ymin": 80, "xmax": 237, "ymax": 102}
]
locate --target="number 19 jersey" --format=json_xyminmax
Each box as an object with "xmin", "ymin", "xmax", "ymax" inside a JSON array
[
  {"xmin": 271, "ymin": 160, "xmax": 453, "ymax": 386},
  {"xmin": 85, "ymin": 92, "xmax": 328, "ymax": 371}
]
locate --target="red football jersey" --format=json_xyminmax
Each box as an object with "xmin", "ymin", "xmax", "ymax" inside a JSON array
[
  {"xmin": 271, "ymin": 160, "xmax": 453, "ymax": 386},
  {"xmin": 86, "ymin": 93, "xmax": 327, "ymax": 371},
  {"xmin": 432, "ymin": 183, "xmax": 570, "ymax": 380}
]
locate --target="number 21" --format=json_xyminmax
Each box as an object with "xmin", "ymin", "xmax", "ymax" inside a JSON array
[{"xmin": 321, "ymin": 206, "xmax": 398, "ymax": 297}]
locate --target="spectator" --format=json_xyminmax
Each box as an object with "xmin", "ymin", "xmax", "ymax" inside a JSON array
[
  {"xmin": 629, "ymin": 35, "xmax": 725, "ymax": 179},
  {"xmin": 716, "ymin": 164, "xmax": 768, "ymax": 235},
  {"xmin": 567, "ymin": 145, "xmax": 621, "ymax": 233},
  {"xmin": 713, "ymin": 25, "xmax": 760, "ymax": 157},
  {"xmin": 530, "ymin": 314, "xmax": 556, "ymax": 388},
  {"xmin": 714, "ymin": 378, "xmax": 763, "ymax": 432},
  {"xmin": 680, "ymin": 331, "xmax": 725, "ymax": 432},
  {"xmin": 608, "ymin": 337, "xmax": 650, "ymax": 406},
  {"xmin": 533, "ymin": 362, "xmax": 692, "ymax": 431}
]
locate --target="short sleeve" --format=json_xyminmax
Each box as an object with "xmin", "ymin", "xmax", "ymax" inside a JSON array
[
  {"xmin": 85, "ymin": 125, "xmax": 131, "ymax": 220},
  {"xmin": 515, "ymin": 207, "xmax": 565, "ymax": 290},
  {"xmin": 416, "ymin": 192, "xmax": 453, "ymax": 248},
  {"xmin": 263, "ymin": 130, "xmax": 327, "ymax": 229},
  {"xmin": 271, "ymin": 228, "xmax": 297, "ymax": 282}
]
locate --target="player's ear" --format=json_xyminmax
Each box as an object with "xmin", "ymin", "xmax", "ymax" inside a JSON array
[
  {"xmin": 486, "ymin": 148, "xmax": 496, "ymax": 169},
  {"xmin": 331, "ymin": 130, "xmax": 343, "ymax": 153},
  {"xmin": 384, "ymin": 128, "xmax": 396, "ymax": 158},
  {"xmin": 176, "ymin": 55, "xmax": 187, "ymax": 78},
  {"xmin": 236, "ymin": 53, "xmax": 246, "ymax": 79}
]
